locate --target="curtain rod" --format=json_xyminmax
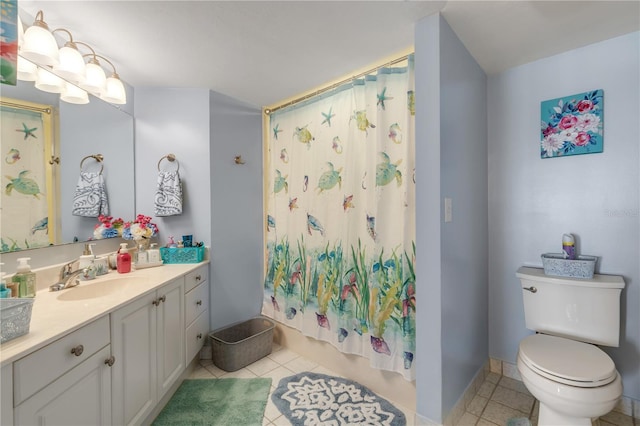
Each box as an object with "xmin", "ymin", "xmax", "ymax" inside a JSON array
[
  {"xmin": 1, "ymin": 100, "xmax": 52, "ymax": 114},
  {"xmin": 265, "ymin": 54, "xmax": 411, "ymax": 115}
]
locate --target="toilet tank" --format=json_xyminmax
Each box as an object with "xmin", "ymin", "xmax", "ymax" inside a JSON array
[{"xmin": 516, "ymin": 266, "xmax": 625, "ymax": 347}]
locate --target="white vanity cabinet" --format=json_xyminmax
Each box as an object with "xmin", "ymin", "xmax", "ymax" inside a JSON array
[
  {"xmin": 184, "ymin": 265, "xmax": 209, "ymax": 362},
  {"xmin": 110, "ymin": 277, "xmax": 185, "ymax": 426},
  {"xmin": 1, "ymin": 364, "xmax": 13, "ymax": 425},
  {"xmin": 12, "ymin": 316, "xmax": 113, "ymax": 425}
]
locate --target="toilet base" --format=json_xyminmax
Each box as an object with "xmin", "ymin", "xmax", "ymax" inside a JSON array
[{"xmin": 538, "ymin": 402, "xmax": 592, "ymax": 426}]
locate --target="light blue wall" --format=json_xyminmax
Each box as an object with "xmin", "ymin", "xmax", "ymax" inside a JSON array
[
  {"xmin": 209, "ymin": 91, "xmax": 263, "ymax": 330},
  {"xmin": 439, "ymin": 16, "xmax": 489, "ymax": 418},
  {"xmin": 60, "ymin": 101, "xmax": 135, "ymax": 242},
  {"xmin": 415, "ymin": 13, "xmax": 443, "ymax": 423},
  {"xmin": 134, "ymin": 88, "xmax": 262, "ymax": 335},
  {"xmin": 134, "ymin": 88, "xmax": 212, "ymax": 248},
  {"xmin": 487, "ymin": 32, "xmax": 640, "ymax": 400},
  {"xmin": 415, "ymin": 14, "xmax": 489, "ymax": 422}
]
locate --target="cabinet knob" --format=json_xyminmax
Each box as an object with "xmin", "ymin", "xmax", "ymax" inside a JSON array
[
  {"xmin": 159, "ymin": 295, "xmax": 166, "ymax": 303},
  {"xmin": 195, "ymin": 275, "xmax": 202, "ymax": 281},
  {"xmin": 70, "ymin": 345, "xmax": 84, "ymax": 357},
  {"xmin": 152, "ymin": 299, "xmax": 159, "ymax": 306},
  {"xmin": 196, "ymin": 300, "xmax": 202, "ymax": 306},
  {"xmin": 104, "ymin": 356, "xmax": 116, "ymax": 367},
  {"xmin": 197, "ymin": 333, "xmax": 203, "ymax": 340}
]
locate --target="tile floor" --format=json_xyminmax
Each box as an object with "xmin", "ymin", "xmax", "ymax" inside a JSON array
[
  {"xmin": 190, "ymin": 345, "xmax": 637, "ymax": 426},
  {"xmin": 456, "ymin": 373, "xmax": 636, "ymax": 426}
]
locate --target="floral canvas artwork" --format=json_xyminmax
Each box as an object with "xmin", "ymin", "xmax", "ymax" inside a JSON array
[{"xmin": 540, "ymin": 89, "xmax": 604, "ymax": 158}]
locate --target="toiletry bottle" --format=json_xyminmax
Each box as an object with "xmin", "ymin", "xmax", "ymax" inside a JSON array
[
  {"xmin": 12, "ymin": 257, "xmax": 37, "ymax": 298},
  {"xmin": 79, "ymin": 243, "xmax": 96, "ymax": 269},
  {"xmin": 167, "ymin": 236, "xmax": 177, "ymax": 248},
  {"xmin": 148, "ymin": 243, "xmax": 161, "ymax": 263},
  {"xmin": 562, "ymin": 234, "xmax": 576, "ymax": 260},
  {"xmin": 117, "ymin": 243, "xmax": 132, "ymax": 274},
  {"xmin": 0, "ymin": 273, "xmax": 11, "ymax": 298},
  {"xmin": 136, "ymin": 242, "xmax": 148, "ymax": 265}
]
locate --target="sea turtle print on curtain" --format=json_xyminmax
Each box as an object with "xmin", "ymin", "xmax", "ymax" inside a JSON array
[{"xmin": 263, "ymin": 56, "xmax": 416, "ymax": 380}]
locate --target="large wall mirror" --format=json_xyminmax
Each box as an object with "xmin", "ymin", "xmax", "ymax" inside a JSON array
[{"xmin": 1, "ymin": 70, "xmax": 134, "ymax": 253}]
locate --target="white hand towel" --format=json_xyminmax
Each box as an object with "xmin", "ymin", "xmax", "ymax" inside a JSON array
[
  {"xmin": 154, "ymin": 170, "xmax": 182, "ymax": 216},
  {"xmin": 72, "ymin": 171, "xmax": 109, "ymax": 217}
]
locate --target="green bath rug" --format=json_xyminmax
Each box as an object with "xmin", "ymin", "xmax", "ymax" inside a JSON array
[
  {"xmin": 152, "ymin": 377, "xmax": 272, "ymax": 426},
  {"xmin": 506, "ymin": 417, "xmax": 531, "ymax": 426}
]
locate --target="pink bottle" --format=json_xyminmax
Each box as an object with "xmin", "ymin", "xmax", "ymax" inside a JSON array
[{"xmin": 117, "ymin": 243, "xmax": 131, "ymax": 273}]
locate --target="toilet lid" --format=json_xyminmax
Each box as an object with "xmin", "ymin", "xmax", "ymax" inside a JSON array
[{"xmin": 519, "ymin": 334, "xmax": 616, "ymax": 388}]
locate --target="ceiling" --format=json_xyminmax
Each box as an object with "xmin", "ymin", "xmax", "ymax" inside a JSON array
[{"xmin": 18, "ymin": 1, "xmax": 640, "ymax": 108}]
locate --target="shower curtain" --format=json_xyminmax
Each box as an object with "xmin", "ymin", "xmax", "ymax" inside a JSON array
[{"xmin": 263, "ymin": 56, "xmax": 416, "ymax": 380}]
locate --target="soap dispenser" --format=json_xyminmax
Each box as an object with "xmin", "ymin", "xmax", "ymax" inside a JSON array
[
  {"xmin": 12, "ymin": 257, "xmax": 36, "ymax": 298},
  {"xmin": 0, "ymin": 272, "xmax": 11, "ymax": 298},
  {"xmin": 79, "ymin": 243, "xmax": 96, "ymax": 269},
  {"xmin": 117, "ymin": 243, "xmax": 132, "ymax": 274}
]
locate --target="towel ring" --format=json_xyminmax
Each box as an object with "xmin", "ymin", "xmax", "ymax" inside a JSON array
[
  {"xmin": 157, "ymin": 153, "xmax": 180, "ymax": 172},
  {"xmin": 80, "ymin": 154, "xmax": 104, "ymax": 174}
]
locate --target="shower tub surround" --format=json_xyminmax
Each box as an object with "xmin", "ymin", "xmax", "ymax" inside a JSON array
[{"xmin": 0, "ymin": 260, "xmax": 210, "ymax": 425}]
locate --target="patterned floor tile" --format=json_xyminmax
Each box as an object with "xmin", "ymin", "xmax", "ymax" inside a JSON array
[
  {"xmin": 490, "ymin": 385, "xmax": 534, "ymax": 415},
  {"xmin": 481, "ymin": 401, "xmax": 527, "ymax": 426}
]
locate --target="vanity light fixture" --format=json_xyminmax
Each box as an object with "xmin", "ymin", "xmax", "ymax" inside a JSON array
[
  {"xmin": 96, "ymin": 55, "xmax": 127, "ymax": 105},
  {"xmin": 60, "ymin": 82, "xmax": 90, "ymax": 105},
  {"xmin": 16, "ymin": 17, "xmax": 37, "ymax": 81},
  {"xmin": 17, "ymin": 9, "xmax": 127, "ymax": 105},
  {"xmin": 78, "ymin": 44, "xmax": 107, "ymax": 96},
  {"xmin": 34, "ymin": 67, "xmax": 64, "ymax": 93},
  {"xmin": 21, "ymin": 11, "xmax": 60, "ymax": 66},
  {"xmin": 52, "ymin": 29, "xmax": 86, "ymax": 84}
]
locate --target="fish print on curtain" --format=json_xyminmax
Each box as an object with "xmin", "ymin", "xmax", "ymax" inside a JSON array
[
  {"xmin": 1, "ymin": 107, "xmax": 49, "ymax": 252},
  {"xmin": 263, "ymin": 56, "xmax": 416, "ymax": 380}
]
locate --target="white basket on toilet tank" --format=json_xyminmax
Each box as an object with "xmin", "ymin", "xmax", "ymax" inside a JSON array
[{"xmin": 515, "ymin": 266, "xmax": 625, "ymax": 426}]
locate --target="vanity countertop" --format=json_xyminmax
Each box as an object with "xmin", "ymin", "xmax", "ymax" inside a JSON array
[{"xmin": 0, "ymin": 262, "xmax": 209, "ymax": 366}]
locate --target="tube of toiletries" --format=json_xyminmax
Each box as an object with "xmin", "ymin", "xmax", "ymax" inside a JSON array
[
  {"xmin": 117, "ymin": 243, "xmax": 132, "ymax": 274},
  {"xmin": 562, "ymin": 234, "xmax": 576, "ymax": 260},
  {"xmin": 12, "ymin": 258, "xmax": 36, "ymax": 297},
  {"xmin": 148, "ymin": 243, "xmax": 161, "ymax": 263}
]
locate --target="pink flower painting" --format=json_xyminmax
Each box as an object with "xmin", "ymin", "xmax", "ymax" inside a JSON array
[{"xmin": 540, "ymin": 90, "xmax": 603, "ymax": 158}]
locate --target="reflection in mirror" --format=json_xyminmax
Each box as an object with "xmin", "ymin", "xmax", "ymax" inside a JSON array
[{"xmin": 1, "ymin": 79, "xmax": 134, "ymax": 253}]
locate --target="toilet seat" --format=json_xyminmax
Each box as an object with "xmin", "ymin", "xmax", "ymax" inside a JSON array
[{"xmin": 518, "ymin": 334, "xmax": 616, "ymax": 388}]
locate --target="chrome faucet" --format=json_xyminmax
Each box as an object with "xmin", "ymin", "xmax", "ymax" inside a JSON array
[{"xmin": 49, "ymin": 260, "xmax": 83, "ymax": 291}]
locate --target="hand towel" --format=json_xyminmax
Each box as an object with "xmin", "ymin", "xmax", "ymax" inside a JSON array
[
  {"xmin": 154, "ymin": 170, "xmax": 182, "ymax": 216},
  {"xmin": 72, "ymin": 171, "xmax": 109, "ymax": 217}
]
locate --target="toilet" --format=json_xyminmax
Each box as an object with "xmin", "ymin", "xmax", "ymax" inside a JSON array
[{"xmin": 516, "ymin": 266, "xmax": 625, "ymax": 426}]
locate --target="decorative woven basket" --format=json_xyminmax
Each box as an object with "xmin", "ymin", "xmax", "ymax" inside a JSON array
[
  {"xmin": 541, "ymin": 253, "xmax": 597, "ymax": 279},
  {"xmin": 159, "ymin": 246, "xmax": 204, "ymax": 264},
  {"xmin": 1, "ymin": 298, "xmax": 35, "ymax": 343}
]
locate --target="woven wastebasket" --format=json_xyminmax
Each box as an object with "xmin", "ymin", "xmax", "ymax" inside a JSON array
[{"xmin": 209, "ymin": 316, "xmax": 275, "ymax": 372}]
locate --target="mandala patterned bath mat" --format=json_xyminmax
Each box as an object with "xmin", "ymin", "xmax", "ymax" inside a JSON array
[{"xmin": 272, "ymin": 372, "xmax": 406, "ymax": 425}]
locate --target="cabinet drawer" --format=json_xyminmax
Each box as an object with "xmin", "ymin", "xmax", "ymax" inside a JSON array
[
  {"xmin": 185, "ymin": 281, "xmax": 209, "ymax": 326},
  {"xmin": 186, "ymin": 311, "xmax": 209, "ymax": 362},
  {"xmin": 14, "ymin": 316, "xmax": 110, "ymax": 406},
  {"xmin": 185, "ymin": 266, "xmax": 208, "ymax": 293}
]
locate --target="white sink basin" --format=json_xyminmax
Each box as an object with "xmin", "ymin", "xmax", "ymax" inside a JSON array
[{"xmin": 56, "ymin": 277, "xmax": 147, "ymax": 301}]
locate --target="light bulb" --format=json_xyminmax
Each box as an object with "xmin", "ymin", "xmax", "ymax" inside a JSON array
[
  {"xmin": 21, "ymin": 13, "xmax": 59, "ymax": 66},
  {"xmin": 61, "ymin": 82, "xmax": 90, "ymax": 104},
  {"xmin": 101, "ymin": 74, "xmax": 127, "ymax": 104},
  {"xmin": 54, "ymin": 43, "xmax": 86, "ymax": 84},
  {"xmin": 35, "ymin": 67, "xmax": 64, "ymax": 93},
  {"xmin": 17, "ymin": 56, "xmax": 37, "ymax": 81},
  {"xmin": 80, "ymin": 59, "xmax": 106, "ymax": 95}
]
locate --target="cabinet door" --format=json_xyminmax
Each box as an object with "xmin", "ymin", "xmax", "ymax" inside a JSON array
[
  {"xmin": 1, "ymin": 364, "xmax": 13, "ymax": 425},
  {"xmin": 110, "ymin": 292, "xmax": 157, "ymax": 426},
  {"xmin": 14, "ymin": 345, "xmax": 112, "ymax": 426},
  {"xmin": 157, "ymin": 277, "xmax": 185, "ymax": 399}
]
